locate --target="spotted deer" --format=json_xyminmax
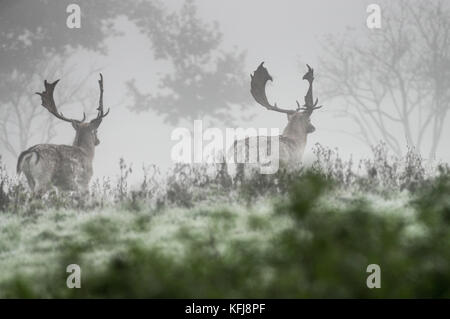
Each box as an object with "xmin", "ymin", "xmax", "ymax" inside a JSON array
[
  {"xmin": 228, "ymin": 62, "xmax": 323, "ymax": 176},
  {"xmin": 17, "ymin": 74, "xmax": 109, "ymax": 193}
]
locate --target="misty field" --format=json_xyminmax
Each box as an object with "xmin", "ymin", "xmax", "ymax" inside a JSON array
[{"xmin": 0, "ymin": 144, "xmax": 449, "ymax": 298}]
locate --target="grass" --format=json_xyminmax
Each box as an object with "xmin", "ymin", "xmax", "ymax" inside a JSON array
[{"xmin": 0, "ymin": 143, "xmax": 449, "ymax": 298}]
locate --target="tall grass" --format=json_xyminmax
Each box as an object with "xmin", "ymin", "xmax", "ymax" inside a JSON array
[{"xmin": 0, "ymin": 144, "xmax": 449, "ymax": 298}]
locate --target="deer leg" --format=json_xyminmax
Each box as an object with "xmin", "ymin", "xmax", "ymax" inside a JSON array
[
  {"xmin": 25, "ymin": 174, "xmax": 36, "ymax": 192},
  {"xmin": 78, "ymin": 183, "xmax": 89, "ymax": 197},
  {"xmin": 33, "ymin": 180, "xmax": 51, "ymax": 197},
  {"xmin": 73, "ymin": 171, "xmax": 89, "ymax": 194}
]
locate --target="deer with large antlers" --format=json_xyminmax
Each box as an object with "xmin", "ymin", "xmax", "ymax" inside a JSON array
[
  {"xmin": 229, "ymin": 62, "xmax": 322, "ymax": 176},
  {"xmin": 17, "ymin": 74, "xmax": 109, "ymax": 194}
]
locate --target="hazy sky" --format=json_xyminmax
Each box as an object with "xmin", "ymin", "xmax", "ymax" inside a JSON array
[{"xmin": 2, "ymin": 0, "xmax": 449, "ymax": 182}]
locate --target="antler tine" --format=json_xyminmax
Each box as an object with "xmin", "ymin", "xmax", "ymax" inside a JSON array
[
  {"xmin": 96, "ymin": 73, "xmax": 109, "ymax": 119},
  {"xmin": 98, "ymin": 73, "xmax": 103, "ymax": 112},
  {"xmin": 36, "ymin": 79, "xmax": 85, "ymax": 123},
  {"xmin": 301, "ymin": 64, "xmax": 323, "ymax": 116},
  {"xmin": 250, "ymin": 62, "xmax": 297, "ymax": 115},
  {"xmin": 90, "ymin": 73, "xmax": 110, "ymax": 127}
]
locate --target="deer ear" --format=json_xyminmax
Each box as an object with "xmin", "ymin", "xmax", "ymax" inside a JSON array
[
  {"xmin": 72, "ymin": 122, "xmax": 79, "ymax": 130},
  {"xmin": 287, "ymin": 113, "xmax": 294, "ymax": 121},
  {"xmin": 90, "ymin": 118, "xmax": 102, "ymax": 129}
]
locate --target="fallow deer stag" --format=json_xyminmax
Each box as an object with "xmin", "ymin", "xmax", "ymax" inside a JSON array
[
  {"xmin": 17, "ymin": 74, "xmax": 109, "ymax": 194},
  {"xmin": 229, "ymin": 62, "xmax": 323, "ymax": 175}
]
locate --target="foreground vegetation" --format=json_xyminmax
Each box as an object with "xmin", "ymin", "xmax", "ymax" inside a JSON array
[{"xmin": 0, "ymin": 144, "xmax": 449, "ymax": 298}]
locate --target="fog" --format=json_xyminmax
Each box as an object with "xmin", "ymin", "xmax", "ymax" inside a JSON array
[{"xmin": 1, "ymin": 0, "xmax": 449, "ymax": 183}]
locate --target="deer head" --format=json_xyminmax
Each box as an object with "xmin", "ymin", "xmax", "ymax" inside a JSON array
[
  {"xmin": 36, "ymin": 74, "xmax": 109, "ymax": 153},
  {"xmin": 250, "ymin": 62, "xmax": 322, "ymax": 138}
]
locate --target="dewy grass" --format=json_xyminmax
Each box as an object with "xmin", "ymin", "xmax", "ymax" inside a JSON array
[{"xmin": 0, "ymin": 144, "xmax": 449, "ymax": 298}]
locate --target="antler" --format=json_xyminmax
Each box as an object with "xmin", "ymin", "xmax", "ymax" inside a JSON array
[
  {"xmin": 90, "ymin": 73, "xmax": 110, "ymax": 127},
  {"xmin": 297, "ymin": 64, "xmax": 322, "ymax": 116},
  {"xmin": 250, "ymin": 62, "xmax": 297, "ymax": 115},
  {"xmin": 36, "ymin": 79, "xmax": 86, "ymax": 123}
]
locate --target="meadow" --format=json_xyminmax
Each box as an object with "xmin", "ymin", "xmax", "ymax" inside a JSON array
[{"xmin": 0, "ymin": 143, "xmax": 449, "ymax": 298}]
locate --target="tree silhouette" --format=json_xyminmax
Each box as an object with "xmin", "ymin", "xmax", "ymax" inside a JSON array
[
  {"xmin": 0, "ymin": 0, "xmax": 248, "ymax": 163},
  {"xmin": 0, "ymin": 0, "xmax": 128, "ymax": 159},
  {"xmin": 126, "ymin": 0, "xmax": 250, "ymax": 124}
]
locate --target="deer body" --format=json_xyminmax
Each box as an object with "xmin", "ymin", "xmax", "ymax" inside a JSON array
[
  {"xmin": 17, "ymin": 144, "xmax": 93, "ymax": 192},
  {"xmin": 17, "ymin": 75, "xmax": 109, "ymax": 194},
  {"xmin": 228, "ymin": 62, "xmax": 320, "ymax": 176}
]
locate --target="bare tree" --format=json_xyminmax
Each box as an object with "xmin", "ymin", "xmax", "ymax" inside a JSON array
[
  {"xmin": 0, "ymin": 0, "xmax": 127, "ymax": 163},
  {"xmin": 320, "ymin": 0, "xmax": 450, "ymax": 158}
]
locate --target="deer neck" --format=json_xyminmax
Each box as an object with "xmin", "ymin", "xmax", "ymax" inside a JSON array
[
  {"xmin": 73, "ymin": 132, "xmax": 95, "ymax": 160},
  {"xmin": 281, "ymin": 121, "xmax": 308, "ymax": 152}
]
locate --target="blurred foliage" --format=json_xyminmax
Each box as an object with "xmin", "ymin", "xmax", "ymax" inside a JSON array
[
  {"xmin": 0, "ymin": 0, "xmax": 123, "ymax": 78},
  {"xmin": 0, "ymin": 145, "xmax": 449, "ymax": 298}
]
